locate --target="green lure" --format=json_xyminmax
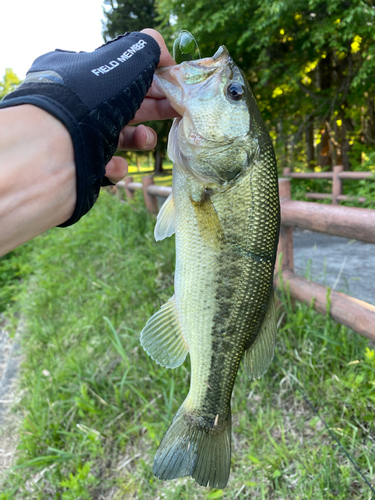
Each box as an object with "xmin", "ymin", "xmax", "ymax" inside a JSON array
[{"xmin": 173, "ymin": 30, "xmax": 201, "ymax": 64}]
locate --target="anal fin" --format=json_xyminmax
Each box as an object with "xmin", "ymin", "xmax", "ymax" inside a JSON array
[
  {"xmin": 243, "ymin": 291, "xmax": 277, "ymax": 380},
  {"xmin": 140, "ymin": 296, "xmax": 188, "ymax": 369}
]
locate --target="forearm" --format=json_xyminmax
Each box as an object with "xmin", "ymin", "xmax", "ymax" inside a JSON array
[
  {"xmin": 0, "ymin": 105, "xmax": 76, "ymax": 256},
  {"xmin": 0, "ymin": 30, "xmax": 177, "ymax": 257}
]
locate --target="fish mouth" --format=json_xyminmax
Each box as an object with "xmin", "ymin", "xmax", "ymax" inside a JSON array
[
  {"xmin": 154, "ymin": 45, "xmax": 232, "ymax": 116},
  {"xmin": 153, "ymin": 68, "xmax": 187, "ymax": 116},
  {"xmin": 195, "ymin": 45, "xmax": 231, "ymax": 65}
]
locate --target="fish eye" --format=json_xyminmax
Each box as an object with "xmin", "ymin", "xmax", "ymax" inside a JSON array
[{"xmin": 226, "ymin": 82, "xmax": 245, "ymax": 101}]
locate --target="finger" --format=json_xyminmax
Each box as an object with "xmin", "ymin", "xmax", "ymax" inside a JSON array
[
  {"xmin": 145, "ymin": 80, "xmax": 168, "ymax": 99},
  {"xmin": 118, "ymin": 124, "xmax": 157, "ymax": 150},
  {"xmin": 141, "ymin": 28, "xmax": 176, "ymax": 67},
  {"xmin": 105, "ymin": 155, "xmax": 128, "ymax": 183},
  {"xmin": 131, "ymin": 98, "xmax": 180, "ymax": 124}
]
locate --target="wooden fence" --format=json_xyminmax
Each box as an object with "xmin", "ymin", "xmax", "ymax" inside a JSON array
[
  {"xmin": 283, "ymin": 165, "xmax": 374, "ymax": 205},
  {"xmin": 116, "ymin": 175, "xmax": 375, "ymax": 342}
]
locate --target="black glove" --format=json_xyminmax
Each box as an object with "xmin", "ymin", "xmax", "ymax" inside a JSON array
[{"xmin": 0, "ymin": 32, "xmax": 160, "ymax": 226}]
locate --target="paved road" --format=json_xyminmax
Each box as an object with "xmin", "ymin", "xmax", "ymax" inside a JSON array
[
  {"xmin": 0, "ymin": 317, "xmax": 22, "ymax": 424},
  {"xmin": 293, "ymin": 229, "xmax": 375, "ymax": 306}
]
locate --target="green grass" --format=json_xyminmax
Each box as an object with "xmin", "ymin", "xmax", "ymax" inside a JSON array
[
  {"xmin": 0, "ymin": 191, "xmax": 374, "ymax": 499},
  {"xmin": 0, "ymin": 245, "xmax": 33, "ymax": 313}
]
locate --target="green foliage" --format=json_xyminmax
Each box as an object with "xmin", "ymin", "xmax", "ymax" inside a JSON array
[
  {"xmin": 287, "ymin": 170, "xmax": 375, "ymax": 208},
  {"xmin": 0, "ymin": 192, "xmax": 374, "ymax": 498},
  {"xmin": 60, "ymin": 462, "xmax": 96, "ymax": 499},
  {"xmin": 155, "ymin": 0, "xmax": 375, "ymax": 170},
  {"xmin": 0, "ymin": 245, "xmax": 32, "ymax": 313},
  {"xmin": 0, "ymin": 69, "xmax": 21, "ymax": 100},
  {"xmin": 102, "ymin": 0, "xmax": 375, "ymax": 176},
  {"xmin": 341, "ymin": 175, "xmax": 375, "ymax": 208},
  {"xmin": 103, "ymin": 0, "xmax": 158, "ymax": 38}
]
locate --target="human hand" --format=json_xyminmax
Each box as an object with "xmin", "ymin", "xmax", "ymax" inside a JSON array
[
  {"xmin": 132, "ymin": 29, "xmax": 180, "ymax": 124},
  {"xmin": 0, "ymin": 30, "xmax": 175, "ymax": 225},
  {"xmin": 105, "ymin": 29, "xmax": 180, "ymax": 183}
]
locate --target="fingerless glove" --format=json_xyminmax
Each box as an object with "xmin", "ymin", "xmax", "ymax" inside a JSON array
[{"xmin": 0, "ymin": 32, "xmax": 160, "ymax": 226}]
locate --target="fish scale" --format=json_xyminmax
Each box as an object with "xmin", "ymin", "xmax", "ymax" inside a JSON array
[{"xmin": 140, "ymin": 45, "xmax": 280, "ymax": 488}]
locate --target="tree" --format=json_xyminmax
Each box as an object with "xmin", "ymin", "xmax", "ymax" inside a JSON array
[
  {"xmin": 157, "ymin": 0, "xmax": 375, "ymax": 171},
  {"xmin": 0, "ymin": 69, "xmax": 21, "ymax": 100},
  {"xmin": 103, "ymin": 0, "xmax": 157, "ymax": 39}
]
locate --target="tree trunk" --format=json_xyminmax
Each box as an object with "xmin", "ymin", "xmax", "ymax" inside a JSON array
[
  {"xmin": 340, "ymin": 114, "xmax": 355, "ymax": 170},
  {"xmin": 318, "ymin": 126, "xmax": 332, "ymax": 168},
  {"xmin": 305, "ymin": 116, "xmax": 315, "ymax": 169},
  {"xmin": 317, "ymin": 51, "xmax": 333, "ymax": 168},
  {"xmin": 334, "ymin": 120, "xmax": 342, "ymax": 166},
  {"xmin": 365, "ymin": 97, "xmax": 375, "ymax": 145},
  {"xmin": 154, "ymin": 144, "xmax": 164, "ymax": 175},
  {"xmin": 317, "ymin": 52, "xmax": 332, "ymax": 92}
]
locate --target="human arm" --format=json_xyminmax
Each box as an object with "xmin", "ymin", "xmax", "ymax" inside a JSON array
[{"xmin": 0, "ymin": 29, "xmax": 178, "ymax": 257}]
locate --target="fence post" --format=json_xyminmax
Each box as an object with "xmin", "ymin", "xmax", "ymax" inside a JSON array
[
  {"xmin": 283, "ymin": 167, "xmax": 292, "ymax": 177},
  {"xmin": 115, "ymin": 180, "xmax": 125, "ymax": 202},
  {"xmin": 276, "ymin": 178, "xmax": 294, "ymax": 272},
  {"xmin": 332, "ymin": 165, "xmax": 344, "ymax": 205},
  {"xmin": 142, "ymin": 176, "xmax": 159, "ymax": 214},
  {"xmin": 124, "ymin": 176, "xmax": 135, "ymax": 201}
]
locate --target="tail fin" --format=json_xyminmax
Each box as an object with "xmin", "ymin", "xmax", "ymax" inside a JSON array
[{"xmin": 153, "ymin": 405, "xmax": 231, "ymax": 488}]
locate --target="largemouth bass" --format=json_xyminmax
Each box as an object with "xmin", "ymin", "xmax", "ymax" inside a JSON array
[{"xmin": 140, "ymin": 46, "xmax": 280, "ymax": 488}]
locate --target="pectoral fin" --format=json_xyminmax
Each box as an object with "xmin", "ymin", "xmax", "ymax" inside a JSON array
[
  {"xmin": 243, "ymin": 291, "xmax": 277, "ymax": 380},
  {"xmin": 191, "ymin": 198, "xmax": 225, "ymax": 249},
  {"xmin": 140, "ymin": 296, "xmax": 188, "ymax": 368},
  {"xmin": 154, "ymin": 193, "xmax": 175, "ymax": 241}
]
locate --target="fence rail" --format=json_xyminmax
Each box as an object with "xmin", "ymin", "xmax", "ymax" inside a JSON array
[
  {"xmin": 283, "ymin": 165, "xmax": 374, "ymax": 205},
  {"xmin": 116, "ymin": 175, "xmax": 375, "ymax": 342},
  {"xmin": 277, "ymin": 178, "xmax": 375, "ymax": 341}
]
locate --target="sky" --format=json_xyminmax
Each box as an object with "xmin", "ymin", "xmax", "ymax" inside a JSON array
[{"xmin": 1, "ymin": 0, "xmax": 109, "ymax": 80}]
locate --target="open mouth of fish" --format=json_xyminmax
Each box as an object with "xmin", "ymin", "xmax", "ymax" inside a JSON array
[
  {"xmin": 154, "ymin": 46, "xmax": 232, "ymax": 116},
  {"xmin": 154, "ymin": 46, "xmax": 235, "ymax": 146}
]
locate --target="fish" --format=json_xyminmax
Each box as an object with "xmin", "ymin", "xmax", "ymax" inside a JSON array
[{"xmin": 140, "ymin": 46, "xmax": 280, "ymax": 488}]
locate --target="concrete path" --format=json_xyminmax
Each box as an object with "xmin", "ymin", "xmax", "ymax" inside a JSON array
[
  {"xmin": 293, "ymin": 229, "xmax": 375, "ymax": 306},
  {"xmin": 0, "ymin": 317, "xmax": 22, "ymax": 479},
  {"xmin": 0, "ymin": 318, "xmax": 22, "ymax": 423}
]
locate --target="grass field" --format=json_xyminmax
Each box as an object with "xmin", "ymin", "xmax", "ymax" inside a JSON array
[{"xmin": 0, "ymin": 191, "xmax": 374, "ymax": 499}]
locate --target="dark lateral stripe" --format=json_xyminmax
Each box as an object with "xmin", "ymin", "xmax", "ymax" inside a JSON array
[
  {"xmin": 232, "ymin": 243, "xmax": 274, "ymax": 263},
  {"xmin": 201, "ymin": 227, "xmax": 278, "ymax": 418}
]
